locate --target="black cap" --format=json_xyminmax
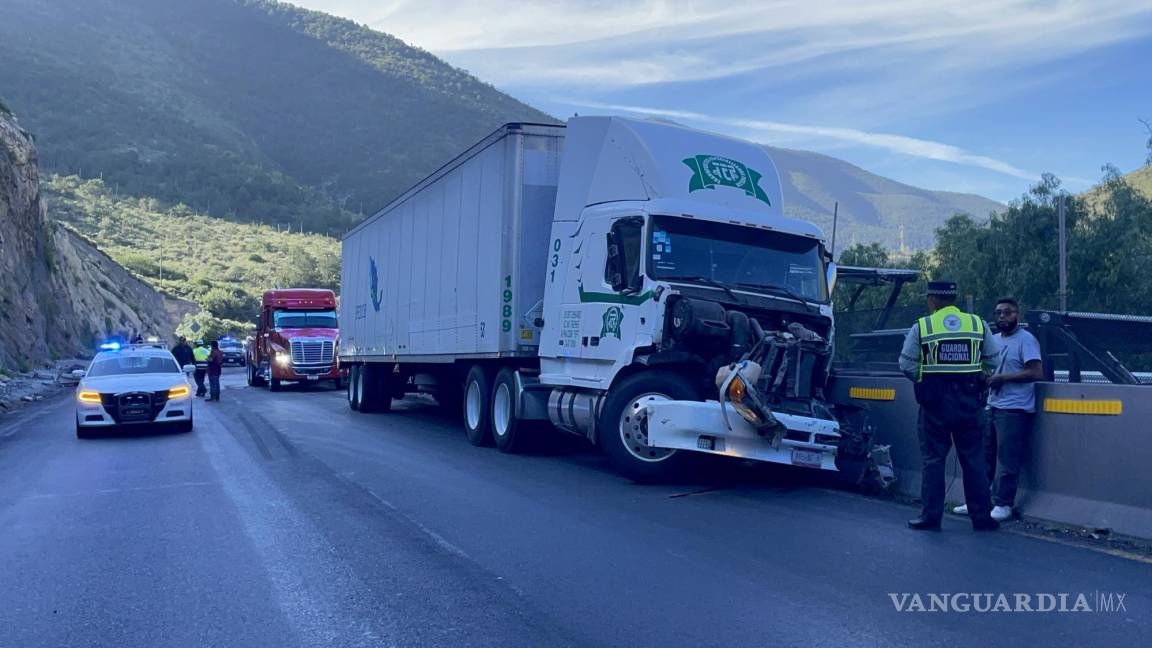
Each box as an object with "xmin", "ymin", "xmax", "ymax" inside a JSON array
[{"xmin": 926, "ymin": 280, "xmax": 958, "ymax": 297}]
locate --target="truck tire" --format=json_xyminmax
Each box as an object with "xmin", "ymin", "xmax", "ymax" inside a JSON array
[
  {"xmin": 462, "ymin": 364, "xmax": 494, "ymax": 446},
  {"xmin": 247, "ymin": 362, "xmax": 265, "ymax": 387},
  {"xmin": 599, "ymin": 371, "xmax": 697, "ymax": 483},
  {"xmin": 359, "ymin": 364, "xmax": 394, "ymax": 414},
  {"xmin": 348, "ymin": 365, "xmax": 361, "ymax": 411},
  {"xmin": 491, "ymin": 367, "xmax": 533, "ymax": 454}
]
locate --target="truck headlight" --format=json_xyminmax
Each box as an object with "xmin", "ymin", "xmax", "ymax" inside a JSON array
[{"xmin": 275, "ymin": 352, "xmax": 291, "ymax": 366}]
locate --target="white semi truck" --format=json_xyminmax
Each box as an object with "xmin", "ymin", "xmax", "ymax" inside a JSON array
[{"xmin": 339, "ymin": 117, "xmax": 871, "ymax": 482}]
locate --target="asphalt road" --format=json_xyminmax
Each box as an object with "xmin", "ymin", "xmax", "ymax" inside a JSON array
[{"xmin": 1, "ymin": 368, "xmax": 1148, "ymax": 648}]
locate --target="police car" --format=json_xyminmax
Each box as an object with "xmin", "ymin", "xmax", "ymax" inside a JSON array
[{"xmin": 74, "ymin": 342, "xmax": 196, "ymax": 438}]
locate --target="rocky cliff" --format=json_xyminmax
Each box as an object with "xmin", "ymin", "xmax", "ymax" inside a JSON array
[{"xmin": 0, "ymin": 106, "xmax": 192, "ymax": 371}]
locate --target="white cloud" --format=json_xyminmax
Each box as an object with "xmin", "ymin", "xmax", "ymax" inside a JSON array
[
  {"xmin": 294, "ymin": 0, "xmax": 1152, "ymax": 88},
  {"xmin": 563, "ymin": 100, "xmax": 1040, "ymax": 180}
]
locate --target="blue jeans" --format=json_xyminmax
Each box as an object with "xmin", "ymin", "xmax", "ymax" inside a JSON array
[{"xmin": 208, "ymin": 374, "xmax": 221, "ymax": 401}]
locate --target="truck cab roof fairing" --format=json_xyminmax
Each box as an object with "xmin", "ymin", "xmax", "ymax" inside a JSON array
[{"xmin": 552, "ymin": 116, "xmax": 787, "ymax": 225}]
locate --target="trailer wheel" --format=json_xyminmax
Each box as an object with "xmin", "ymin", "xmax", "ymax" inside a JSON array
[
  {"xmin": 463, "ymin": 365, "xmax": 494, "ymax": 446},
  {"xmin": 491, "ymin": 368, "xmax": 534, "ymax": 453},
  {"xmin": 359, "ymin": 365, "xmax": 394, "ymax": 414},
  {"xmin": 348, "ymin": 365, "xmax": 360, "ymax": 411},
  {"xmin": 599, "ymin": 371, "xmax": 697, "ymax": 483}
]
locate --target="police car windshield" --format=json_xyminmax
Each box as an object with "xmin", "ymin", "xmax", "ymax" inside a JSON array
[
  {"xmin": 88, "ymin": 355, "xmax": 180, "ymax": 377},
  {"xmin": 219, "ymin": 341, "xmax": 243, "ymax": 349},
  {"xmin": 647, "ymin": 215, "xmax": 828, "ymax": 303},
  {"xmin": 273, "ymin": 309, "xmax": 337, "ymax": 329}
]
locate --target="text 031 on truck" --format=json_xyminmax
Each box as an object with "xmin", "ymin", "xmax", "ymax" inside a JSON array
[
  {"xmin": 247, "ymin": 289, "xmax": 344, "ymax": 392},
  {"xmin": 339, "ymin": 117, "xmax": 872, "ymax": 482}
]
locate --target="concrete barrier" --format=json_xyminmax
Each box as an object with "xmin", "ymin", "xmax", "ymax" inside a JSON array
[{"xmin": 829, "ymin": 374, "xmax": 1152, "ymax": 539}]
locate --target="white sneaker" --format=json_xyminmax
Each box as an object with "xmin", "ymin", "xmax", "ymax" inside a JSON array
[
  {"xmin": 991, "ymin": 505, "xmax": 1013, "ymax": 521},
  {"xmin": 953, "ymin": 504, "xmax": 969, "ymax": 515}
]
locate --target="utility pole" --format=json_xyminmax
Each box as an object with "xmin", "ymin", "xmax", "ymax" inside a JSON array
[
  {"xmin": 830, "ymin": 202, "xmax": 839, "ymax": 259},
  {"xmin": 159, "ymin": 240, "xmax": 164, "ymax": 282},
  {"xmin": 1058, "ymin": 195, "xmax": 1068, "ymax": 311}
]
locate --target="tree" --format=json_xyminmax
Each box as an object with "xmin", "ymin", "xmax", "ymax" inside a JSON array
[{"xmin": 838, "ymin": 242, "xmax": 889, "ymax": 268}]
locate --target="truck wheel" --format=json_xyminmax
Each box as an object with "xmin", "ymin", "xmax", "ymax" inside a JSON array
[
  {"xmin": 491, "ymin": 368, "xmax": 533, "ymax": 453},
  {"xmin": 359, "ymin": 365, "xmax": 394, "ymax": 414},
  {"xmin": 348, "ymin": 365, "xmax": 361, "ymax": 411},
  {"xmin": 249, "ymin": 363, "xmax": 266, "ymax": 387},
  {"xmin": 599, "ymin": 371, "xmax": 697, "ymax": 483},
  {"xmin": 462, "ymin": 364, "xmax": 494, "ymax": 446}
]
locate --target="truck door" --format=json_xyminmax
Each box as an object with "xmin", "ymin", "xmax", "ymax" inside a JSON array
[{"xmin": 568, "ymin": 216, "xmax": 645, "ymax": 368}]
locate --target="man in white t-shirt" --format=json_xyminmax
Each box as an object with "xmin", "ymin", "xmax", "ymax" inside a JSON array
[{"xmin": 954, "ymin": 297, "xmax": 1043, "ymax": 522}]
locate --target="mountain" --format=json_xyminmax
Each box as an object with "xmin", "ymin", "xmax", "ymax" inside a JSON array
[
  {"xmin": 0, "ymin": 107, "xmax": 191, "ymax": 372},
  {"xmin": 0, "ymin": 0, "xmax": 999, "ymax": 248},
  {"xmin": 0, "ymin": 0, "xmax": 556, "ymax": 231},
  {"xmin": 43, "ymin": 173, "xmax": 340, "ymax": 333},
  {"xmin": 765, "ymin": 146, "xmax": 1003, "ymax": 250}
]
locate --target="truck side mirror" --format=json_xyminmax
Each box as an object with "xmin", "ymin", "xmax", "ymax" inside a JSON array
[{"xmin": 826, "ymin": 261, "xmax": 838, "ymax": 295}]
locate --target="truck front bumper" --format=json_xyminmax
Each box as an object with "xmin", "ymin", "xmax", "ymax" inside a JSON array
[
  {"xmin": 645, "ymin": 400, "xmax": 841, "ymax": 471},
  {"xmin": 271, "ymin": 364, "xmax": 341, "ymax": 381}
]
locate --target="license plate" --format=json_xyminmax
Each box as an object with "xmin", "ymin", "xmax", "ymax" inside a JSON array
[
  {"xmin": 122, "ymin": 407, "xmax": 149, "ymax": 419},
  {"xmin": 791, "ymin": 449, "xmax": 823, "ymax": 468},
  {"xmin": 307, "ymin": 375, "xmax": 319, "ymax": 381}
]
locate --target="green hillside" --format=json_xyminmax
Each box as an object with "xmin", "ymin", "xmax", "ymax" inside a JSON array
[
  {"xmin": 44, "ymin": 174, "xmax": 339, "ymax": 334},
  {"xmin": 0, "ymin": 0, "xmax": 555, "ymax": 232}
]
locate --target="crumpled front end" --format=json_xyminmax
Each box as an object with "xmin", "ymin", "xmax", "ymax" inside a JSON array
[{"xmin": 645, "ymin": 399, "xmax": 841, "ymax": 470}]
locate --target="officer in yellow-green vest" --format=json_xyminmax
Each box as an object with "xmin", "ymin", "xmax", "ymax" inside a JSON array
[
  {"xmin": 898, "ymin": 281, "xmax": 1001, "ymax": 532},
  {"xmin": 192, "ymin": 340, "xmax": 210, "ymax": 397}
]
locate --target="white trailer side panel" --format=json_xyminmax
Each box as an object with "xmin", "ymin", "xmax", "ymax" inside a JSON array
[{"xmin": 340, "ymin": 124, "xmax": 565, "ymax": 362}]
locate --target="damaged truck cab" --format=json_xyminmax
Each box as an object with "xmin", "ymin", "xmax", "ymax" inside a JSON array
[
  {"xmin": 537, "ymin": 118, "xmax": 854, "ymax": 481},
  {"xmin": 340, "ymin": 116, "xmax": 870, "ymax": 483}
]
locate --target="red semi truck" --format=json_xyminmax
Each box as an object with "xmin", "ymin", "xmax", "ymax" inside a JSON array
[{"xmin": 246, "ymin": 289, "xmax": 343, "ymax": 391}]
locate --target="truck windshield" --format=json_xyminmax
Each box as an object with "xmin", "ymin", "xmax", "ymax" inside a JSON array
[
  {"xmin": 273, "ymin": 310, "xmax": 338, "ymax": 329},
  {"xmin": 648, "ymin": 215, "xmax": 827, "ymax": 303}
]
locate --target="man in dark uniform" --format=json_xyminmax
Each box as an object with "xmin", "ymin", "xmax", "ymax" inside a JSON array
[{"xmin": 898, "ymin": 281, "xmax": 1001, "ymax": 531}]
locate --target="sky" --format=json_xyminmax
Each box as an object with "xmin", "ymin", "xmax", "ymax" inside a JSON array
[{"xmin": 295, "ymin": 0, "xmax": 1152, "ymax": 202}]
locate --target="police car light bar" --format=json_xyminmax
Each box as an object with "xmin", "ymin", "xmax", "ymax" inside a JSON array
[{"xmin": 99, "ymin": 342, "xmax": 122, "ymax": 351}]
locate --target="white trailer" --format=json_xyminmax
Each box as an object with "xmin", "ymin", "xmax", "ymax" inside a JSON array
[{"xmin": 341, "ymin": 117, "xmax": 870, "ymax": 482}]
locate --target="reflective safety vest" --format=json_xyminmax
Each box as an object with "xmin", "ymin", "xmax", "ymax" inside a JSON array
[
  {"xmin": 917, "ymin": 305, "xmax": 986, "ymax": 376},
  {"xmin": 193, "ymin": 346, "xmax": 210, "ymax": 366}
]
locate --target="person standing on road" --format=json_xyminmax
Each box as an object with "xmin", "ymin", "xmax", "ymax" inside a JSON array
[
  {"xmin": 206, "ymin": 340, "xmax": 224, "ymax": 402},
  {"xmin": 954, "ymin": 298, "xmax": 1043, "ymax": 522},
  {"xmin": 192, "ymin": 340, "xmax": 210, "ymax": 397},
  {"xmin": 171, "ymin": 337, "xmax": 195, "ymax": 370},
  {"xmin": 898, "ymin": 281, "xmax": 1001, "ymax": 532}
]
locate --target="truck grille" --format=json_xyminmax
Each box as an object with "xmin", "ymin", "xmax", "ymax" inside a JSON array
[{"xmin": 290, "ymin": 339, "xmax": 334, "ymax": 366}]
